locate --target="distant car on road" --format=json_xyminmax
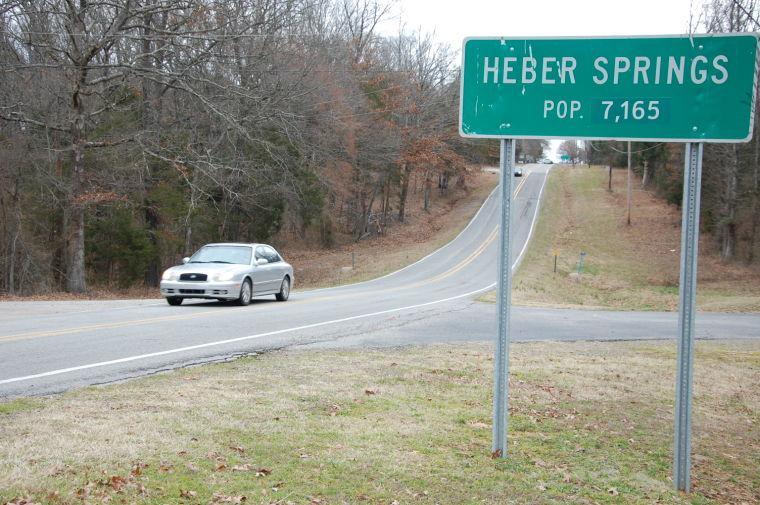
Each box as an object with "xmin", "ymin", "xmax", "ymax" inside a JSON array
[
  {"xmin": 160, "ymin": 243, "xmax": 293, "ymax": 306},
  {"xmin": 514, "ymin": 167, "xmax": 523, "ymax": 177}
]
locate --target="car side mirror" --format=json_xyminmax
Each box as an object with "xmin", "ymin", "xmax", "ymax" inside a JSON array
[
  {"xmin": 182, "ymin": 257, "xmax": 190, "ymax": 264},
  {"xmin": 256, "ymin": 258, "xmax": 269, "ymax": 266}
]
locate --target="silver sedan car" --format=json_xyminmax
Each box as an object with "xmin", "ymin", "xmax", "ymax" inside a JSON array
[{"xmin": 159, "ymin": 243, "xmax": 294, "ymax": 306}]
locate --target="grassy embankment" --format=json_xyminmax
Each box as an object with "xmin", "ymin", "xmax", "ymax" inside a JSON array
[
  {"xmin": 1, "ymin": 340, "xmax": 758, "ymax": 504},
  {"xmin": 486, "ymin": 165, "xmax": 760, "ymax": 311}
]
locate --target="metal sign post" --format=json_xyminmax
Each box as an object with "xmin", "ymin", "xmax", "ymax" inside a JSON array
[
  {"xmin": 674, "ymin": 142, "xmax": 703, "ymax": 492},
  {"xmin": 492, "ymin": 138, "xmax": 514, "ymax": 457},
  {"xmin": 459, "ymin": 33, "xmax": 758, "ymax": 488}
]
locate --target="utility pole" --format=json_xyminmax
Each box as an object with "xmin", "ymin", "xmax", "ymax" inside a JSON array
[{"xmin": 627, "ymin": 141, "xmax": 632, "ymax": 225}]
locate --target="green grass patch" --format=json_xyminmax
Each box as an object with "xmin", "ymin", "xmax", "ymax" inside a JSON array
[
  {"xmin": 1, "ymin": 340, "xmax": 757, "ymax": 504},
  {"xmin": 0, "ymin": 397, "xmax": 43, "ymax": 415}
]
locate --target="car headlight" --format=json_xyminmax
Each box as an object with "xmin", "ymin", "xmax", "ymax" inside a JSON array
[
  {"xmin": 161, "ymin": 269, "xmax": 177, "ymax": 281},
  {"xmin": 214, "ymin": 271, "xmax": 236, "ymax": 282}
]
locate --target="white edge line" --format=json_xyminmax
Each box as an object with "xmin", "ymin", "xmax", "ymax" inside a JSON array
[
  {"xmin": 511, "ymin": 168, "xmax": 550, "ymax": 272},
  {"xmin": 0, "ymin": 168, "xmax": 547, "ymax": 387},
  {"xmin": 0, "ymin": 283, "xmax": 497, "ymax": 386}
]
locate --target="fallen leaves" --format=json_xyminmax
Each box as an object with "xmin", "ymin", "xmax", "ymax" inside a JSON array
[
  {"xmin": 207, "ymin": 451, "xmax": 228, "ymax": 472},
  {"xmin": 107, "ymin": 475, "xmax": 127, "ymax": 492},
  {"xmin": 210, "ymin": 493, "xmax": 246, "ymax": 503},
  {"xmin": 69, "ymin": 469, "xmax": 148, "ymax": 503},
  {"xmin": 179, "ymin": 489, "xmax": 197, "ymax": 499},
  {"xmin": 231, "ymin": 464, "xmax": 255, "ymax": 472},
  {"xmin": 130, "ymin": 462, "xmax": 148, "ymax": 478},
  {"xmin": 159, "ymin": 461, "xmax": 174, "ymax": 473}
]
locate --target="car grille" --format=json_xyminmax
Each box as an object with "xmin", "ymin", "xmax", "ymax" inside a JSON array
[
  {"xmin": 179, "ymin": 289, "xmax": 205, "ymax": 295},
  {"xmin": 179, "ymin": 273, "xmax": 207, "ymax": 282}
]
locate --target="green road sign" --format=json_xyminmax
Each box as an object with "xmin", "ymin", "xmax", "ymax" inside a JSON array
[
  {"xmin": 459, "ymin": 34, "xmax": 759, "ymax": 142},
  {"xmin": 560, "ymin": 154, "xmax": 570, "ymax": 161}
]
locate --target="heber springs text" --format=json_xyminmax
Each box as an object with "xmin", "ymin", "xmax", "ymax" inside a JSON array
[{"xmin": 482, "ymin": 54, "xmax": 730, "ymax": 86}]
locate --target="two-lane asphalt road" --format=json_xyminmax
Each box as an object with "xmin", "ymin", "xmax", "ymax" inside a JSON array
[{"xmin": 1, "ymin": 164, "xmax": 758, "ymax": 398}]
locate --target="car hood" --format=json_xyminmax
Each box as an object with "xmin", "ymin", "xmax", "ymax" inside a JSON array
[{"xmin": 169, "ymin": 263, "xmax": 250, "ymax": 274}]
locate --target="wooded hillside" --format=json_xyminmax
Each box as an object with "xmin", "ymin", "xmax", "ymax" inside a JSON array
[
  {"xmin": 586, "ymin": 1, "xmax": 760, "ymax": 266},
  {"xmin": 0, "ymin": 0, "xmax": 500, "ymax": 295}
]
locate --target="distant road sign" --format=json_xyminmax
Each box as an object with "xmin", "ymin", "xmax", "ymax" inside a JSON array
[
  {"xmin": 459, "ymin": 34, "xmax": 759, "ymax": 142},
  {"xmin": 560, "ymin": 154, "xmax": 570, "ymax": 161}
]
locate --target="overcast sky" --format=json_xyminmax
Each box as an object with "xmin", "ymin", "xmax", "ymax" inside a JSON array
[
  {"xmin": 378, "ymin": 0, "xmax": 697, "ymax": 160},
  {"xmin": 381, "ymin": 0, "xmax": 696, "ymax": 53}
]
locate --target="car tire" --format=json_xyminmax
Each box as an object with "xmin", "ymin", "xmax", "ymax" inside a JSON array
[
  {"xmin": 237, "ymin": 278, "xmax": 252, "ymax": 306},
  {"xmin": 275, "ymin": 276, "xmax": 290, "ymax": 302},
  {"xmin": 166, "ymin": 297, "xmax": 183, "ymax": 306}
]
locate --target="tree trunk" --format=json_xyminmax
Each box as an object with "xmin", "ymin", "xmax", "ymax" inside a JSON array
[
  {"xmin": 64, "ymin": 5, "xmax": 89, "ymax": 294},
  {"xmin": 749, "ymin": 189, "xmax": 759, "ymax": 264},
  {"xmin": 5, "ymin": 176, "xmax": 21, "ymax": 295},
  {"xmin": 381, "ymin": 174, "xmax": 391, "ymax": 227},
  {"xmin": 423, "ymin": 169, "xmax": 431, "ymax": 212},
  {"xmin": 398, "ymin": 163, "xmax": 412, "ymax": 223},
  {"xmin": 608, "ymin": 164, "xmax": 613, "ymax": 191},
  {"xmin": 144, "ymin": 204, "xmax": 160, "ymax": 286},
  {"xmin": 608, "ymin": 154, "xmax": 613, "ymax": 192},
  {"xmin": 641, "ymin": 161, "xmax": 649, "ymax": 188},
  {"xmin": 748, "ymin": 117, "xmax": 759, "ymax": 264},
  {"xmin": 66, "ymin": 111, "xmax": 87, "ymax": 293},
  {"xmin": 720, "ymin": 145, "xmax": 739, "ymax": 261}
]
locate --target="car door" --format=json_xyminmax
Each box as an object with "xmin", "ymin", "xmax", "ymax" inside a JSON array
[
  {"xmin": 253, "ymin": 246, "xmax": 278, "ymax": 294},
  {"xmin": 263, "ymin": 246, "xmax": 286, "ymax": 290}
]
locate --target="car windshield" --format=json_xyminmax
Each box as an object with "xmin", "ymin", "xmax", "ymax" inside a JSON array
[{"xmin": 189, "ymin": 245, "xmax": 252, "ymax": 265}]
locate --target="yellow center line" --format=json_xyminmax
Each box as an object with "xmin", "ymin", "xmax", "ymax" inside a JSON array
[
  {"xmin": 0, "ymin": 310, "xmax": 223, "ymax": 342},
  {"xmin": 0, "ymin": 171, "xmax": 535, "ymax": 343}
]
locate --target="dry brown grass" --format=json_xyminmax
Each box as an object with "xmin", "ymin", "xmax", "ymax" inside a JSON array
[
  {"xmin": 508, "ymin": 166, "xmax": 760, "ymax": 311},
  {"xmin": 1, "ymin": 340, "xmax": 757, "ymax": 504}
]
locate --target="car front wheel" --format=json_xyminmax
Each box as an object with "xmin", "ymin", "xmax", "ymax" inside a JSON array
[
  {"xmin": 237, "ymin": 278, "xmax": 252, "ymax": 306},
  {"xmin": 166, "ymin": 297, "xmax": 183, "ymax": 306},
  {"xmin": 275, "ymin": 277, "xmax": 290, "ymax": 302}
]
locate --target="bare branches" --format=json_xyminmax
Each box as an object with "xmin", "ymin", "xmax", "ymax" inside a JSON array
[
  {"xmin": 0, "ymin": 0, "xmax": 490, "ymax": 294},
  {"xmin": 0, "ymin": 107, "xmax": 69, "ymax": 132}
]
